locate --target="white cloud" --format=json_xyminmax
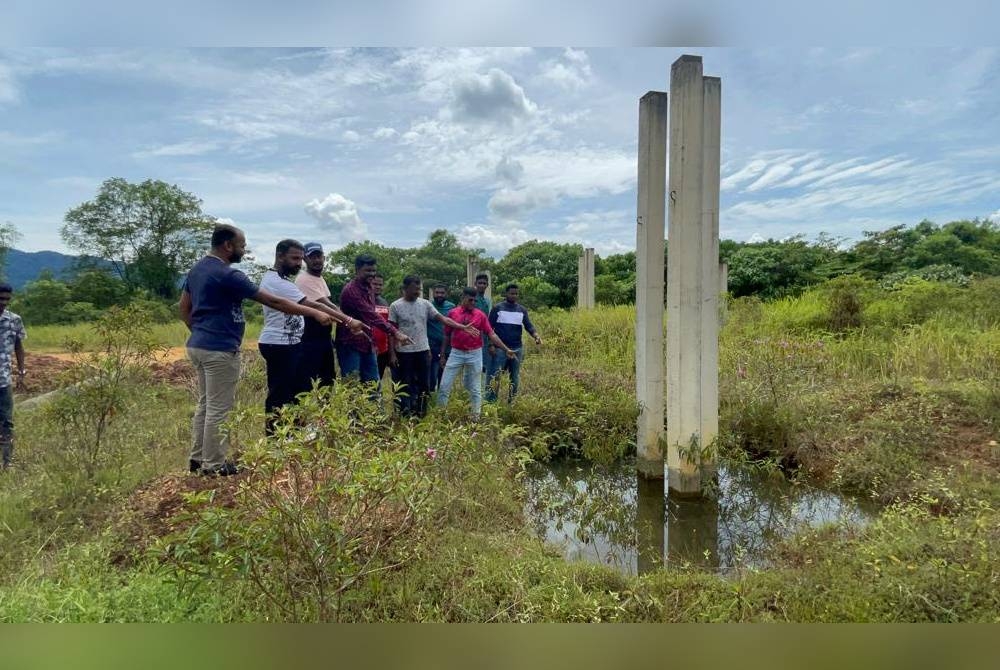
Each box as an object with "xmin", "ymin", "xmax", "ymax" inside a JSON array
[
  {"xmin": 303, "ymin": 193, "xmax": 367, "ymax": 242},
  {"xmin": 455, "ymin": 224, "xmax": 532, "ymax": 255},
  {"xmin": 539, "ymin": 47, "xmax": 593, "ymax": 91},
  {"xmin": 132, "ymin": 140, "xmax": 219, "ymax": 159},
  {"xmin": 342, "ymin": 130, "xmax": 362, "ymax": 142},
  {"xmin": 488, "ymin": 186, "xmax": 558, "ymax": 220},
  {"xmin": 0, "ymin": 63, "xmax": 19, "ymax": 105},
  {"xmin": 373, "ymin": 126, "xmax": 397, "ymax": 139},
  {"xmin": 447, "ymin": 68, "xmax": 536, "ymax": 125},
  {"xmin": 989, "ymin": 209, "xmax": 1000, "ymax": 223}
]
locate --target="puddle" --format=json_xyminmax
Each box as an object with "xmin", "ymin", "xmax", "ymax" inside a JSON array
[{"xmin": 524, "ymin": 458, "xmax": 876, "ymax": 575}]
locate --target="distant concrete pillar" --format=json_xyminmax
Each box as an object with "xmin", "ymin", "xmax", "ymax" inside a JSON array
[
  {"xmin": 483, "ymin": 270, "xmax": 492, "ymax": 302},
  {"xmin": 577, "ymin": 247, "xmax": 595, "ymax": 309},
  {"xmin": 466, "ymin": 255, "xmax": 478, "ymax": 288},
  {"xmin": 666, "ymin": 55, "xmax": 721, "ymax": 497},
  {"xmin": 635, "ymin": 91, "xmax": 668, "ymax": 478}
]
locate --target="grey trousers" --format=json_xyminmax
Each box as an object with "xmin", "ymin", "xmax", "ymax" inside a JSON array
[{"xmin": 188, "ymin": 347, "xmax": 241, "ymax": 469}]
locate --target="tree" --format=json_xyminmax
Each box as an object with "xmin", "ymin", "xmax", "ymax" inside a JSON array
[
  {"xmin": 494, "ymin": 240, "xmax": 583, "ymax": 308},
  {"xmin": 405, "ymin": 229, "xmax": 479, "ymax": 298},
  {"xmin": 0, "ymin": 222, "xmax": 20, "ymax": 281},
  {"xmin": 61, "ymin": 178, "xmax": 215, "ymax": 299}
]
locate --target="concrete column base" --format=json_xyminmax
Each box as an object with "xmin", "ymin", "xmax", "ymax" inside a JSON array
[
  {"xmin": 668, "ymin": 468, "xmax": 706, "ymax": 498},
  {"xmin": 637, "ymin": 457, "xmax": 665, "ymax": 479}
]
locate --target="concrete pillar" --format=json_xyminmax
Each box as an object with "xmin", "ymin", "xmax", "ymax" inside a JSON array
[
  {"xmin": 466, "ymin": 255, "xmax": 478, "ymax": 288},
  {"xmin": 719, "ymin": 261, "xmax": 729, "ymax": 324},
  {"xmin": 666, "ymin": 55, "xmax": 721, "ymax": 497},
  {"xmin": 635, "ymin": 91, "xmax": 668, "ymax": 478},
  {"xmin": 484, "ymin": 269, "xmax": 492, "ymax": 302},
  {"xmin": 576, "ymin": 247, "xmax": 595, "ymax": 309}
]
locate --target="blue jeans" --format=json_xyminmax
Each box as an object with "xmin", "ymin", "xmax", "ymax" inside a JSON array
[
  {"xmin": 336, "ymin": 344, "xmax": 379, "ymax": 384},
  {"xmin": 485, "ymin": 346, "xmax": 524, "ymax": 403},
  {"xmin": 437, "ymin": 348, "xmax": 483, "ymax": 417},
  {"xmin": 0, "ymin": 385, "xmax": 13, "ymax": 467}
]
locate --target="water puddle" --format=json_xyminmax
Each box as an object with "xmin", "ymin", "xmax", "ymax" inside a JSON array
[{"xmin": 524, "ymin": 458, "xmax": 876, "ymax": 575}]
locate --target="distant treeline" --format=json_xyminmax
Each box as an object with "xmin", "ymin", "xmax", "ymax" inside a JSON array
[{"xmin": 2, "ymin": 179, "xmax": 998, "ymax": 324}]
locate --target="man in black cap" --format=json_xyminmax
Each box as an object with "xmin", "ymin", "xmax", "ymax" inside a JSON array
[{"xmin": 295, "ymin": 241, "xmax": 360, "ymax": 388}]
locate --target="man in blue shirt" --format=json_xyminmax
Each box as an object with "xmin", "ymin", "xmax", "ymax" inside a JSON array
[
  {"xmin": 486, "ymin": 283, "xmax": 542, "ymax": 403},
  {"xmin": 179, "ymin": 224, "xmax": 335, "ymax": 476}
]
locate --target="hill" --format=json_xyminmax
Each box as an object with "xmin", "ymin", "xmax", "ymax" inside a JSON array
[{"xmin": 3, "ymin": 249, "xmax": 104, "ymax": 289}]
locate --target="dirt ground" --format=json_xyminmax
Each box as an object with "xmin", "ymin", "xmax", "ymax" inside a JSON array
[{"xmin": 13, "ymin": 349, "xmax": 198, "ymax": 398}]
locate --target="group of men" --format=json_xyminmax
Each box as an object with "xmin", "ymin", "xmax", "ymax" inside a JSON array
[{"xmin": 181, "ymin": 224, "xmax": 542, "ymax": 476}]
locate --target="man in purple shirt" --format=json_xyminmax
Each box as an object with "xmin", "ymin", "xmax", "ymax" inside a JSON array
[{"xmin": 335, "ymin": 254, "xmax": 412, "ymax": 384}]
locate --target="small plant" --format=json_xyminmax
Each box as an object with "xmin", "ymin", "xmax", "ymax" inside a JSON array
[{"xmin": 41, "ymin": 304, "xmax": 163, "ymax": 485}]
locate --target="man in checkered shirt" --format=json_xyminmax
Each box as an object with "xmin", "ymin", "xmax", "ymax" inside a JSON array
[{"xmin": 0, "ymin": 283, "xmax": 26, "ymax": 469}]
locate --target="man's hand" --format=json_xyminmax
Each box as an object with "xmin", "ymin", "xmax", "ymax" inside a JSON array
[
  {"xmin": 347, "ymin": 318, "xmax": 365, "ymax": 335},
  {"xmin": 505, "ymin": 348, "xmax": 517, "ymax": 360},
  {"xmin": 389, "ymin": 352, "xmax": 399, "ymax": 368},
  {"xmin": 461, "ymin": 324, "xmax": 481, "ymax": 338},
  {"xmin": 15, "ymin": 369, "xmax": 26, "ymax": 391},
  {"xmin": 314, "ymin": 311, "xmax": 335, "ymax": 326},
  {"xmin": 533, "ymin": 334, "xmax": 543, "ymax": 346},
  {"xmin": 394, "ymin": 331, "xmax": 413, "ymax": 346},
  {"xmin": 488, "ymin": 345, "xmax": 496, "ymax": 356}
]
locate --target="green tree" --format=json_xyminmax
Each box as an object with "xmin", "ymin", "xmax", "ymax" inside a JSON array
[
  {"xmin": 10, "ymin": 273, "xmax": 72, "ymax": 324},
  {"xmin": 405, "ymin": 229, "xmax": 480, "ymax": 298},
  {"xmin": 494, "ymin": 240, "xmax": 582, "ymax": 308},
  {"xmin": 61, "ymin": 178, "xmax": 215, "ymax": 299},
  {"xmin": 69, "ymin": 269, "xmax": 130, "ymax": 309},
  {"xmin": 514, "ymin": 276, "xmax": 560, "ymax": 310},
  {"xmin": 0, "ymin": 222, "xmax": 19, "ymax": 280}
]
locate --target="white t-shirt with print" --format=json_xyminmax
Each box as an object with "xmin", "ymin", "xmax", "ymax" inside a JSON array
[{"xmin": 258, "ymin": 270, "xmax": 305, "ymax": 345}]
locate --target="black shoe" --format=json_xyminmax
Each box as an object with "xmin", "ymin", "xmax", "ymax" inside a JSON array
[
  {"xmin": 189, "ymin": 459, "xmax": 202, "ymax": 473},
  {"xmin": 200, "ymin": 461, "xmax": 240, "ymax": 477}
]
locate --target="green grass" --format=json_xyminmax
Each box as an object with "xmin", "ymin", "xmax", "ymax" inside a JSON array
[{"xmin": 1, "ymin": 277, "xmax": 998, "ymax": 621}]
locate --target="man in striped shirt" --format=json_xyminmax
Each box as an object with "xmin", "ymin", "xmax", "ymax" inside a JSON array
[{"xmin": 486, "ymin": 283, "xmax": 542, "ymax": 403}]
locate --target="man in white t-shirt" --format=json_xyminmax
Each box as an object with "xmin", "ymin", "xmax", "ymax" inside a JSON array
[
  {"xmin": 259, "ymin": 239, "xmax": 360, "ymax": 434},
  {"xmin": 388, "ymin": 274, "xmax": 480, "ymax": 418}
]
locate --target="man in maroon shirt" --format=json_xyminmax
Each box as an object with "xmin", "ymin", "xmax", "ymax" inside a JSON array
[
  {"xmin": 437, "ymin": 287, "xmax": 515, "ymax": 418},
  {"xmin": 336, "ymin": 254, "xmax": 411, "ymax": 383}
]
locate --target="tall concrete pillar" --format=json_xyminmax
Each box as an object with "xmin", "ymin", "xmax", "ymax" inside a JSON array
[
  {"xmin": 635, "ymin": 91, "xmax": 668, "ymax": 478},
  {"xmin": 466, "ymin": 257, "xmax": 492, "ymax": 301},
  {"xmin": 666, "ymin": 55, "xmax": 721, "ymax": 497},
  {"xmin": 466, "ymin": 255, "xmax": 478, "ymax": 288},
  {"xmin": 577, "ymin": 247, "xmax": 595, "ymax": 309}
]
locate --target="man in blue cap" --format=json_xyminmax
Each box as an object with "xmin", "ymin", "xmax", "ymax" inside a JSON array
[{"xmin": 295, "ymin": 241, "xmax": 356, "ymax": 388}]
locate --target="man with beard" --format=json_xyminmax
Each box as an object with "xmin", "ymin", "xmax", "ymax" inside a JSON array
[
  {"xmin": 294, "ymin": 242, "xmax": 363, "ymax": 389},
  {"xmin": 180, "ymin": 225, "xmax": 336, "ymax": 476},
  {"xmin": 258, "ymin": 239, "xmax": 363, "ymax": 435}
]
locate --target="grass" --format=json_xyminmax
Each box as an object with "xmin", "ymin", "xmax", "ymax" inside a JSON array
[
  {"xmin": 28, "ymin": 320, "xmax": 263, "ymax": 352},
  {"xmin": 0, "ymin": 276, "xmax": 998, "ymax": 621}
]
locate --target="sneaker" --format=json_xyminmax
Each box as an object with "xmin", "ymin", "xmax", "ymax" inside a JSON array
[
  {"xmin": 200, "ymin": 461, "xmax": 240, "ymax": 477},
  {"xmin": 189, "ymin": 459, "xmax": 202, "ymax": 473}
]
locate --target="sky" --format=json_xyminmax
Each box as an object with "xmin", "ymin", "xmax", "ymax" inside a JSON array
[{"xmin": 1, "ymin": 47, "xmax": 998, "ymax": 259}]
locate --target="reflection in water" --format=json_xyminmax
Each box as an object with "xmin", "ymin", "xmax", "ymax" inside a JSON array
[{"xmin": 524, "ymin": 458, "xmax": 874, "ymax": 576}]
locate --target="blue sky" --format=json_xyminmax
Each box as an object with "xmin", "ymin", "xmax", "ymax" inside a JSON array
[{"xmin": 1, "ymin": 47, "xmax": 998, "ymax": 259}]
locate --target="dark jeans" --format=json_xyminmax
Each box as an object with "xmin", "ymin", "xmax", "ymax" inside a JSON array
[
  {"xmin": 259, "ymin": 342, "xmax": 307, "ymax": 435},
  {"xmin": 391, "ymin": 350, "xmax": 430, "ymax": 417},
  {"xmin": 485, "ymin": 346, "xmax": 524, "ymax": 403},
  {"xmin": 428, "ymin": 338, "xmax": 446, "ymax": 392},
  {"xmin": 300, "ymin": 336, "xmax": 336, "ymax": 389},
  {"xmin": 0, "ymin": 385, "xmax": 13, "ymax": 467},
  {"xmin": 336, "ymin": 343, "xmax": 379, "ymax": 384}
]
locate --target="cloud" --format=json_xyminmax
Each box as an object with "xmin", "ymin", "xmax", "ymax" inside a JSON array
[
  {"xmin": 303, "ymin": 193, "xmax": 367, "ymax": 242},
  {"xmin": 455, "ymin": 224, "xmax": 532, "ymax": 256},
  {"xmin": 342, "ymin": 130, "xmax": 361, "ymax": 142},
  {"xmin": 132, "ymin": 140, "xmax": 219, "ymax": 159},
  {"xmin": 373, "ymin": 126, "xmax": 397, "ymax": 139},
  {"xmin": 539, "ymin": 47, "xmax": 593, "ymax": 91},
  {"xmin": 989, "ymin": 209, "xmax": 1000, "ymax": 223},
  {"xmin": 488, "ymin": 186, "xmax": 558, "ymax": 220},
  {"xmin": 447, "ymin": 68, "xmax": 536, "ymax": 125},
  {"xmin": 0, "ymin": 63, "xmax": 19, "ymax": 105},
  {"xmin": 494, "ymin": 155, "xmax": 524, "ymax": 184}
]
